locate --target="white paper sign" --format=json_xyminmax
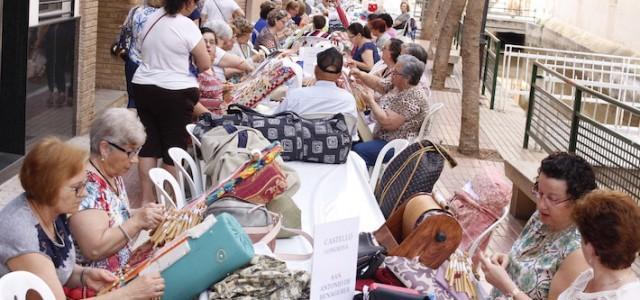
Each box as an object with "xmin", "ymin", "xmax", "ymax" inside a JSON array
[
  {"xmin": 299, "ymin": 47, "xmax": 321, "ymax": 77},
  {"xmin": 310, "ymin": 217, "xmax": 360, "ymax": 300}
]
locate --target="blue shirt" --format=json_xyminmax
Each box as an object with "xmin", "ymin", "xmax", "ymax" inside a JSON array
[
  {"xmin": 252, "ymin": 18, "xmax": 268, "ymax": 44},
  {"xmin": 352, "ymin": 42, "xmax": 380, "ymax": 67}
]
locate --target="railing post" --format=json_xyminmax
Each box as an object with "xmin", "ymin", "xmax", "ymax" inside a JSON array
[
  {"xmin": 568, "ymin": 89, "xmax": 583, "ymax": 153},
  {"xmin": 481, "ymin": 34, "xmax": 490, "ymax": 95},
  {"xmin": 489, "ymin": 38, "xmax": 503, "ymax": 109},
  {"xmin": 523, "ymin": 64, "xmax": 538, "ymax": 149}
]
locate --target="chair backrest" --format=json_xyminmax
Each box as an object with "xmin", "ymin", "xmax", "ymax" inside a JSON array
[
  {"xmin": 186, "ymin": 123, "xmax": 207, "ymax": 188},
  {"xmin": 0, "ymin": 271, "xmax": 55, "ymax": 300},
  {"xmin": 369, "ymin": 139, "xmax": 410, "ymax": 191},
  {"xmin": 148, "ymin": 168, "xmax": 186, "ymax": 209},
  {"xmin": 467, "ymin": 205, "xmax": 511, "ymax": 258},
  {"xmin": 168, "ymin": 147, "xmax": 204, "ymax": 199},
  {"xmin": 416, "ymin": 102, "xmax": 443, "ymax": 141}
]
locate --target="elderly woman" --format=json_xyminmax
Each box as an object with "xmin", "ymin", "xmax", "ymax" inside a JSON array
[
  {"xmin": 230, "ymin": 17, "xmax": 265, "ymax": 68},
  {"xmin": 132, "ymin": 0, "xmax": 212, "ymax": 205},
  {"xmin": 559, "ymin": 190, "xmax": 640, "ymax": 299},
  {"xmin": 0, "ymin": 137, "xmax": 164, "ymax": 299},
  {"xmin": 205, "ymin": 20, "xmax": 254, "ymax": 81},
  {"xmin": 255, "ymin": 8, "xmax": 290, "ymax": 53},
  {"xmin": 68, "ymin": 108, "xmax": 164, "ymax": 278},
  {"xmin": 346, "ymin": 23, "xmax": 380, "ymax": 72},
  {"xmin": 370, "ymin": 19, "xmax": 389, "ymax": 50},
  {"xmin": 352, "ymin": 55, "xmax": 429, "ymax": 166},
  {"xmin": 480, "ymin": 151, "xmax": 598, "ymax": 299}
]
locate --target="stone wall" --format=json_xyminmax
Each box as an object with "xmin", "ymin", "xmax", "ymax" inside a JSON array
[{"xmin": 75, "ymin": 0, "xmax": 100, "ymax": 134}]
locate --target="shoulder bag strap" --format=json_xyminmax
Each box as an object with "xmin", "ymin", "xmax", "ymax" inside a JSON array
[
  {"xmin": 141, "ymin": 12, "xmax": 168, "ymax": 47},
  {"xmin": 256, "ymin": 212, "xmax": 314, "ymax": 261},
  {"xmin": 211, "ymin": 0, "xmax": 227, "ymax": 22}
]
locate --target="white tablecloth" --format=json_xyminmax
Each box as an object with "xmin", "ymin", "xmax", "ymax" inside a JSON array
[{"xmin": 271, "ymin": 152, "xmax": 385, "ymax": 271}]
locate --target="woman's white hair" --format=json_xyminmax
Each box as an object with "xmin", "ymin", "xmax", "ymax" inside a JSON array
[
  {"xmin": 205, "ymin": 20, "xmax": 233, "ymax": 40},
  {"xmin": 90, "ymin": 108, "xmax": 146, "ymax": 154},
  {"xmin": 397, "ymin": 54, "xmax": 425, "ymax": 86}
]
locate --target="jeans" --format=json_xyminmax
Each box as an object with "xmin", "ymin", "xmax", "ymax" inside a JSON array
[
  {"xmin": 353, "ymin": 139, "xmax": 393, "ymax": 167},
  {"xmin": 124, "ymin": 57, "xmax": 139, "ymax": 108}
]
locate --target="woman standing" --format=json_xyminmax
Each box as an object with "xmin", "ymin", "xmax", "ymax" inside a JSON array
[
  {"xmin": 346, "ymin": 23, "xmax": 380, "ymax": 72},
  {"xmin": 131, "ymin": 0, "xmax": 212, "ymax": 205}
]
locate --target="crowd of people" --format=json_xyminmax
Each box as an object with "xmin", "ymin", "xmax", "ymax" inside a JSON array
[{"xmin": 1, "ymin": 0, "xmax": 639, "ymax": 299}]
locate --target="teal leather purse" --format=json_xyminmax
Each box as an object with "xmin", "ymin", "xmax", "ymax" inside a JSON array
[{"xmin": 140, "ymin": 213, "xmax": 255, "ymax": 300}]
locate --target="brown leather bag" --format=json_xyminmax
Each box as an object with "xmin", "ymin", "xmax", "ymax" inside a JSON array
[{"xmin": 373, "ymin": 193, "xmax": 462, "ymax": 269}]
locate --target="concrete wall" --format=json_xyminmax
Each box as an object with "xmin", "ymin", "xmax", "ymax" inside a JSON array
[{"xmin": 532, "ymin": 0, "xmax": 640, "ymax": 56}]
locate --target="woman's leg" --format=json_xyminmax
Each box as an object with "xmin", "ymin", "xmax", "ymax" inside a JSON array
[{"xmin": 353, "ymin": 139, "xmax": 389, "ymax": 167}]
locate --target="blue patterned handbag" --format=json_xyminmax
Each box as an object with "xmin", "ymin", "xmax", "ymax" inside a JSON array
[
  {"xmin": 140, "ymin": 213, "xmax": 254, "ymax": 300},
  {"xmin": 195, "ymin": 104, "xmax": 352, "ymax": 164}
]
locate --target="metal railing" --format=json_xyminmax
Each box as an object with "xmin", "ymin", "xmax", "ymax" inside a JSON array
[
  {"xmin": 481, "ymin": 31, "xmax": 503, "ymax": 109},
  {"xmin": 524, "ymin": 62, "xmax": 640, "ymax": 203},
  {"xmin": 496, "ymin": 44, "xmax": 640, "ymax": 112}
]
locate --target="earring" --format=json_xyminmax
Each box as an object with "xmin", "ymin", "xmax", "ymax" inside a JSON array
[{"xmin": 101, "ymin": 156, "xmax": 105, "ymax": 162}]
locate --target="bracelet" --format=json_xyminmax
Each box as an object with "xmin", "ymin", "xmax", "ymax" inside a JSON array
[
  {"xmin": 79, "ymin": 268, "xmax": 87, "ymax": 287},
  {"xmin": 509, "ymin": 287, "xmax": 524, "ymax": 298},
  {"xmin": 118, "ymin": 225, "xmax": 133, "ymax": 243}
]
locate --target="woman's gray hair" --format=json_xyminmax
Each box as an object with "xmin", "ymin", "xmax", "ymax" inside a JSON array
[
  {"xmin": 397, "ymin": 54, "xmax": 425, "ymax": 86},
  {"xmin": 90, "ymin": 108, "xmax": 146, "ymax": 154},
  {"xmin": 205, "ymin": 20, "xmax": 233, "ymax": 40}
]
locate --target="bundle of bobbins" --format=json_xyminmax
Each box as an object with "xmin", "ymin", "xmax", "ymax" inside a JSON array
[
  {"xmin": 98, "ymin": 143, "xmax": 283, "ymax": 295},
  {"xmin": 149, "ymin": 142, "xmax": 282, "ymax": 248},
  {"xmin": 445, "ymin": 251, "xmax": 478, "ymax": 299}
]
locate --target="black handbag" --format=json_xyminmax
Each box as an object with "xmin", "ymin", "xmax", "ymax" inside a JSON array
[
  {"xmin": 110, "ymin": 6, "xmax": 139, "ymax": 61},
  {"xmin": 374, "ymin": 140, "xmax": 456, "ymax": 219},
  {"xmin": 357, "ymin": 232, "xmax": 386, "ymax": 279},
  {"xmin": 195, "ymin": 104, "xmax": 352, "ymax": 164}
]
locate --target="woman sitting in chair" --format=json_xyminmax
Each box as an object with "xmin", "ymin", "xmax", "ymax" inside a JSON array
[
  {"xmin": 559, "ymin": 190, "xmax": 640, "ymax": 299},
  {"xmin": 480, "ymin": 152, "xmax": 598, "ymax": 300},
  {"xmin": 0, "ymin": 137, "xmax": 164, "ymax": 299},
  {"xmin": 352, "ymin": 55, "xmax": 429, "ymax": 167},
  {"xmin": 69, "ymin": 108, "xmax": 164, "ymax": 276}
]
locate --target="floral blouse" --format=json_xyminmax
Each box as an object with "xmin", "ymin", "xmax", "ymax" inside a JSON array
[
  {"xmin": 491, "ymin": 211, "xmax": 582, "ymax": 300},
  {"xmin": 75, "ymin": 171, "xmax": 132, "ymax": 273},
  {"xmin": 374, "ymin": 85, "xmax": 428, "ymax": 141}
]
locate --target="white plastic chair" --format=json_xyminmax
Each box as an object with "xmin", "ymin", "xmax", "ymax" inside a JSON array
[
  {"xmin": 467, "ymin": 205, "xmax": 511, "ymax": 258},
  {"xmin": 168, "ymin": 147, "xmax": 204, "ymax": 200},
  {"xmin": 0, "ymin": 271, "xmax": 55, "ymax": 300},
  {"xmin": 185, "ymin": 124, "xmax": 208, "ymax": 188},
  {"xmin": 414, "ymin": 102, "xmax": 444, "ymax": 142},
  {"xmin": 148, "ymin": 168, "xmax": 186, "ymax": 209},
  {"xmin": 369, "ymin": 139, "xmax": 410, "ymax": 191}
]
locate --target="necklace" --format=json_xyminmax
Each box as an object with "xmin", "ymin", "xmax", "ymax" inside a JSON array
[
  {"xmin": 28, "ymin": 200, "xmax": 65, "ymax": 248},
  {"xmin": 89, "ymin": 159, "xmax": 119, "ymax": 195}
]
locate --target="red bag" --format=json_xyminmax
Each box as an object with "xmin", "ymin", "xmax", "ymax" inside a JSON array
[{"xmin": 228, "ymin": 162, "xmax": 288, "ymax": 204}]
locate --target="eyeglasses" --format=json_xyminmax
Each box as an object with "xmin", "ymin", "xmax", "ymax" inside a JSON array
[
  {"xmin": 69, "ymin": 179, "xmax": 88, "ymax": 197},
  {"xmin": 107, "ymin": 141, "xmax": 141, "ymax": 159},
  {"xmin": 532, "ymin": 183, "xmax": 572, "ymax": 206}
]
